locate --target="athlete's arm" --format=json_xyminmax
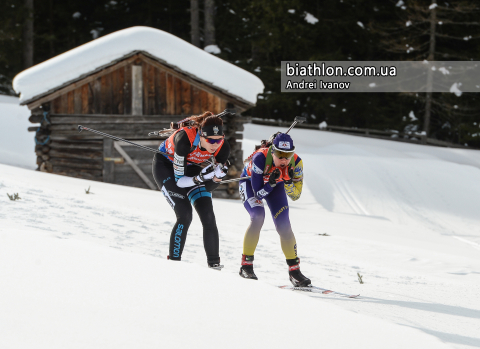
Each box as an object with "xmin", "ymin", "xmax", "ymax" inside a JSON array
[
  {"xmin": 250, "ymin": 153, "xmax": 276, "ymax": 200},
  {"xmin": 173, "ymin": 131, "xmax": 214, "ymax": 188},
  {"xmin": 284, "ymin": 157, "xmax": 304, "ymax": 201},
  {"xmin": 200, "ymin": 139, "xmax": 230, "ymax": 192},
  {"xmin": 214, "ymin": 140, "xmax": 230, "ymax": 165},
  {"xmin": 170, "ymin": 131, "xmax": 191, "ymax": 185}
]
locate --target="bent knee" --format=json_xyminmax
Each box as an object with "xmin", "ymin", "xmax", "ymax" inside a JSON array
[
  {"xmin": 175, "ymin": 208, "xmax": 193, "ymax": 224},
  {"xmin": 277, "ymin": 227, "xmax": 294, "ymax": 240},
  {"xmin": 250, "ymin": 209, "xmax": 265, "ymax": 224}
]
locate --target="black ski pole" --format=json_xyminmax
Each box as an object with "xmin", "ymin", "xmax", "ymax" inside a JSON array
[
  {"xmin": 285, "ymin": 116, "xmax": 307, "ymax": 134},
  {"xmin": 219, "ymin": 176, "xmax": 250, "ymax": 184},
  {"xmin": 77, "ymin": 125, "xmax": 209, "ymax": 167},
  {"xmin": 215, "ymin": 108, "xmax": 236, "ymax": 118}
]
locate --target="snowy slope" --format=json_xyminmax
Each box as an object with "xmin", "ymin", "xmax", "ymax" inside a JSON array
[
  {"xmin": 1, "ymin": 124, "xmax": 480, "ymax": 348},
  {"xmin": 244, "ymin": 124, "xmax": 480, "ymax": 249},
  {"xmin": 0, "ymin": 95, "xmax": 36, "ymax": 169},
  {"xmin": 1, "ymin": 227, "xmax": 447, "ymax": 349},
  {"xmin": 13, "ymin": 26, "xmax": 264, "ymax": 105}
]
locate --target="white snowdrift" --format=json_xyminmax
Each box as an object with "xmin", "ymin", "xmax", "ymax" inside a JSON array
[
  {"xmin": 0, "ymin": 95, "xmax": 36, "ymax": 169},
  {"xmin": 13, "ymin": 26, "xmax": 264, "ymax": 105},
  {"xmin": 1, "ymin": 210, "xmax": 447, "ymax": 349},
  {"xmin": 1, "ymin": 124, "xmax": 480, "ymax": 348},
  {"xmin": 244, "ymin": 124, "xmax": 480, "ymax": 248}
]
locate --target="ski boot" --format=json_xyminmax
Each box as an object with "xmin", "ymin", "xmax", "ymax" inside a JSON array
[
  {"xmin": 208, "ymin": 258, "xmax": 224, "ymax": 270},
  {"xmin": 287, "ymin": 257, "xmax": 311, "ymax": 287},
  {"xmin": 239, "ymin": 254, "xmax": 258, "ymax": 280}
]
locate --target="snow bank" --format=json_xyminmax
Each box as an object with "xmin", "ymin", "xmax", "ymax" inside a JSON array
[
  {"xmin": 2, "ymin": 122, "xmax": 480, "ymax": 347},
  {"xmin": 13, "ymin": 26, "xmax": 264, "ymax": 105},
  {"xmin": 243, "ymin": 123, "xmax": 480, "ymax": 250},
  {"xmin": 243, "ymin": 124, "xmax": 480, "ymax": 169},
  {"xmin": 0, "ymin": 217, "xmax": 448, "ymax": 349},
  {"xmin": 0, "ymin": 95, "xmax": 36, "ymax": 169}
]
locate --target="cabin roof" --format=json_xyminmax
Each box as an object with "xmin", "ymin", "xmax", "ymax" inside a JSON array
[{"xmin": 13, "ymin": 26, "xmax": 264, "ymax": 106}]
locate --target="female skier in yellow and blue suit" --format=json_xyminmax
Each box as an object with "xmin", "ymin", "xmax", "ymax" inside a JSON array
[{"xmin": 238, "ymin": 132, "xmax": 311, "ymax": 287}]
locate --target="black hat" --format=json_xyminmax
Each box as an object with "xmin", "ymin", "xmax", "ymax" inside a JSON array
[{"xmin": 201, "ymin": 124, "xmax": 223, "ymax": 137}]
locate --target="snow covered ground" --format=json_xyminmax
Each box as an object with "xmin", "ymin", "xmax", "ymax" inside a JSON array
[{"xmin": 1, "ymin": 117, "xmax": 480, "ymax": 348}]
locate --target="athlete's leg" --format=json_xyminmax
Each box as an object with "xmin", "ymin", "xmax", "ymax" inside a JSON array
[
  {"xmin": 265, "ymin": 183, "xmax": 310, "ymax": 285},
  {"xmin": 152, "ymin": 154, "xmax": 192, "ymax": 260},
  {"xmin": 239, "ymin": 180, "xmax": 265, "ymax": 256},
  {"xmin": 264, "ymin": 182, "xmax": 297, "ymax": 260},
  {"xmin": 187, "ymin": 185, "xmax": 220, "ymax": 265}
]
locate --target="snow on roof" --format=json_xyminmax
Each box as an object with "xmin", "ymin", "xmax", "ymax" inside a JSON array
[{"xmin": 13, "ymin": 26, "xmax": 264, "ymax": 105}]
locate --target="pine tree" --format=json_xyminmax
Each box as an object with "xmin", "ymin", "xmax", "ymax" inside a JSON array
[
  {"xmin": 204, "ymin": 0, "xmax": 216, "ymax": 48},
  {"xmin": 371, "ymin": 0, "xmax": 480, "ymax": 144},
  {"xmin": 0, "ymin": 0, "xmax": 25, "ymax": 94},
  {"xmin": 23, "ymin": 0, "xmax": 34, "ymax": 69},
  {"xmin": 190, "ymin": 0, "xmax": 200, "ymax": 47}
]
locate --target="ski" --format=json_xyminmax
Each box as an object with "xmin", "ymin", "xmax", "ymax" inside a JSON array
[{"xmin": 279, "ymin": 285, "xmax": 360, "ymax": 298}]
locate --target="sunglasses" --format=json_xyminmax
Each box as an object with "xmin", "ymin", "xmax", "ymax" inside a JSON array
[
  {"xmin": 203, "ymin": 137, "xmax": 224, "ymax": 144},
  {"xmin": 272, "ymin": 148, "xmax": 294, "ymax": 160}
]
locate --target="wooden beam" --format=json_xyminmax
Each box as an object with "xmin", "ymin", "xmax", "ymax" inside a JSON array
[
  {"xmin": 113, "ymin": 142, "xmax": 157, "ymax": 190},
  {"xmin": 50, "ymin": 123, "xmax": 172, "ymax": 132},
  {"xmin": 49, "ymin": 114, "xmax": 182, "ymax": 124},
  {"xmin": 132, "ymin": 65, "xmax": 143, "ymax": 115},
  {"xmin": 49, "ymin": 142, "xmax": 103, "ymax": 151},
  {"xmin": 49, "ymin": 158, "xmax": 103, "ymax": 170},
  {"xmin": 103, "ymin": 139, "xmax": 115, "ymax": 183},
  {"xmin": 49, "ymin": 149, "xmax": 102, "ymax": 160}
]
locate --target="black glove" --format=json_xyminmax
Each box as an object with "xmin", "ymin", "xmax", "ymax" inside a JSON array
[
  {"xmin": 268, "ymin": 168, "xmax": 281, "ymax": 186},
  {"xmin": 204, "ymin": 180, "xmax": 220, "ymax": 192},
  {"xmin": 284, "ymin": 165, "xmax": 294, "ymax": 185}
]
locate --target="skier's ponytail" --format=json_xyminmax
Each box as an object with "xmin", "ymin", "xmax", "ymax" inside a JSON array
[
  {"xmin": 188, "ymin": 111, "xmax": 222, "ymax": 128},
  {"xmin": 154, "ymin": 111, "xmax": 220, "ymax": 137}
]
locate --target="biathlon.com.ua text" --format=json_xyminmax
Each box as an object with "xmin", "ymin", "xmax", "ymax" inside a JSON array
[
  {"xmin": 281, "ymin": 61, "xmax": 480, "ymax": 93},
  {"xmin": 284, "ymin": 62, "xmax": 397, "ymax": 91}
]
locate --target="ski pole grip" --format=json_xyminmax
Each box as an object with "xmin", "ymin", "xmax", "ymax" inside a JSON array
[
  {"xmin": 294, "ymin": 116, "xmax": 306, "ymax": 123},
  {"xmin": 78, "ymin": 125, "xmax": 85, "ymax": 132}
]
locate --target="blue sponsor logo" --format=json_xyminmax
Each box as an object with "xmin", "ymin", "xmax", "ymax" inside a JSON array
[
  {"xmin": 257, "ymin": 189, "xmax": 268, "ymax": 198},
  {"xmin": 163, "ymin": 177, "xmax": 171, "ymax": 184},
  {"xmin": 252, "ymin": 163, "xmax": 263, "ymax": 175},
  {"xmin": 173, "ymin": 224, "xmax": 184, "ymax": 258}
]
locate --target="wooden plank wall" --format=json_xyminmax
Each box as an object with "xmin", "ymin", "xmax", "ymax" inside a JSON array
[
  {"xmin": 50, "ymin": 58, "xmax": 227, "ymax": 116},
  {"xmin": 48, "ymin": 139, "xmax": 104, "ymax": 181},
  {"xmin": 31, "ymin": 111, "xmax": 244, "ymax": 191}
]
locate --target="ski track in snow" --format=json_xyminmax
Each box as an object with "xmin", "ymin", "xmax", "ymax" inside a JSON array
[{"xmin": 2, "ymin": 123, "xmax": 480, "ymax": 348}]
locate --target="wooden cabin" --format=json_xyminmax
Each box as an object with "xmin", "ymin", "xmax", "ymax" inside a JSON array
[{"xmin": 15, "ymin": 28, "xmax": 263, "ymax": 199}]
